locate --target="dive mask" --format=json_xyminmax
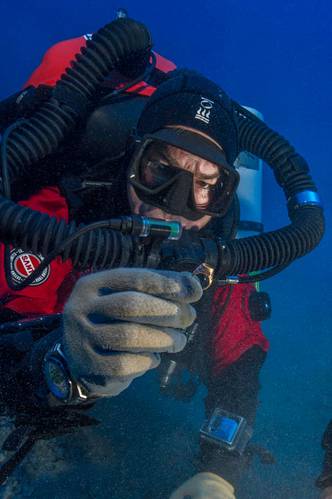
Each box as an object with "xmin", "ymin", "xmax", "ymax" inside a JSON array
[{"xmin": 128, "ymin": 129, "xmax": 239, "ymax": 221}]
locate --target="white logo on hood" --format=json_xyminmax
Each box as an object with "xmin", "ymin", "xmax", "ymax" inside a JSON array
[{"xmin": 195, "ymin": 97, "xmax": 214, "ymax": 124}]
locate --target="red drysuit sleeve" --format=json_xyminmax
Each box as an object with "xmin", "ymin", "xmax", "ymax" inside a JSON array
[{"xmin": 210, "ymin": 283, "xmax": 270, "ymax": 374}]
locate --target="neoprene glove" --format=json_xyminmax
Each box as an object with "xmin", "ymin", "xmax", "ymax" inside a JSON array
[
  {"xmin": 321, "ymin": 487, "xmax": 332, "ymax": 499},
  {"xmin": 62, "ymin": 268, "xmax": 202, "ymax": 397},
  {"xmin": 169, "ymin": 472, "xmax": 236, "ymax": 499}
]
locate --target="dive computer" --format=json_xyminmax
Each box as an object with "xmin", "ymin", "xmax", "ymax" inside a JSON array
[{"xmin": 43, "ymin": 342, "xmax": 90, "ymax": 405}]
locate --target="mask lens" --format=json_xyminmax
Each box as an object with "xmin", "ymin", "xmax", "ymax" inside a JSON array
[
  {"xmin": 194, "ymin": 178, "xmax": 216, "ymax": 210},
  {"xmin": 140, "ymin": 157, "xmax": 223, "ymax": 212},
  {"xmin": 129, "ymin": 136, "xmax": 239, "ymax": 218},
  {"xmin": 139, "ymin": 159, "xmax": 177, "ymax": 189},
  {"xmin": 193, "ymin": 178, "xmax": 222, "ymax": 211}
]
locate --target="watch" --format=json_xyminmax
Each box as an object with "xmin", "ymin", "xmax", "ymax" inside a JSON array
[{"xmin": 43, "ymin": 342, "xmax": 90, "ymax": 405}]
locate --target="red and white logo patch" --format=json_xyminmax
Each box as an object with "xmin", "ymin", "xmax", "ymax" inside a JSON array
[{"xmin": 10, "ymin": 248, "xmax": 50, "ymax": 286}]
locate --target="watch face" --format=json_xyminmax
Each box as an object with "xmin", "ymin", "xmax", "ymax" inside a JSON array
[{"xmin": 44, "ymin": 356, "xmax": 72, "ymax": 402}]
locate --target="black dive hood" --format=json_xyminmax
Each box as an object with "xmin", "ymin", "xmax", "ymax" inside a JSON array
[{"xmin": 0, "ymin": 18, "xmax": 325, "ymax": 289}]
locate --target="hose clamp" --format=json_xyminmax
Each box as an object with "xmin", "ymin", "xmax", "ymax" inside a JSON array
[{"xmin": 288, "ymin": 190, "xmax": 322, "ymax": 211}]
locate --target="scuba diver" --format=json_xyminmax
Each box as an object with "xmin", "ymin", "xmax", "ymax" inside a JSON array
[
  {"xmin": 0, "ymin": 13, "xmax": 324, "ymax": 499},
  {"xmin": 317, "ymin": 420, "xmax": 332, "ymax": 499}
]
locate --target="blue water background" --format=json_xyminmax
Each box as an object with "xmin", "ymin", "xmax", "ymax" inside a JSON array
[{"xmin": 1, "ymin": 1, "xmax": 332, "ymax": 497}]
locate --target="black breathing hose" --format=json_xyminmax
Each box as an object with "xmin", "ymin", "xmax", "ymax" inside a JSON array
[
  {"xmin": 215, "ymin": 104, "xmax": 324, "ymax": 281},
  {"xmin": 0, "ymin": 198, "xmax": 140, "ymax": 290},
  {"xmin": 0, "ymin": 108, "xmax": 324, "ymax": 287},
  {"xmin": 4, "ymin": 18, "xmax": 152, "ymax": 181},
  {"xmin": 0, "ymin": 17, "xmax": 152, "ymax": 290},
  {"xmin": 0, "ymin": 21, "xmax": 324, "ymax": 288}
]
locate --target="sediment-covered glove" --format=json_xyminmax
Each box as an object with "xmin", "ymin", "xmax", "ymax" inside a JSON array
[
  {"xmin": 62, "ymin": 268, "xmax": 202, "ymax": 397},
  {"xmin": 169, "ymin": 472, "xmax": 236, "ymax": 499},
  {"xmin": 321, "ymin": 487, "xmax": 332, "ymax": 499}
]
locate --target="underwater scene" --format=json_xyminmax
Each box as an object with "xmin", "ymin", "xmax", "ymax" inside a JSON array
[{"xmin": 0, "ymin": 1, "xmax": 331, "ymax": 498}]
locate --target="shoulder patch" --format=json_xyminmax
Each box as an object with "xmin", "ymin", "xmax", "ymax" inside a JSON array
[{"xmin": 10, "ymin": 248, "xmax": 50, "ymax": 286}]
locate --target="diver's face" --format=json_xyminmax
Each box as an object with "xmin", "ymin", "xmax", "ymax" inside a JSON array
[{"xmin": 127, "ymin": 129, "xmax": 221, "ymax": 231}]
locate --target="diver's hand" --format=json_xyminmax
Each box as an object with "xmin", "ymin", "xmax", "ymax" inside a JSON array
[
  {"xmin": 62, "ymin": 268, "xmax": 202, "ymax": 397},
  {"xmin": 169, "ymin": 472, "xmax": 236, "ymax": 499},
  {"xmin": 321, "ymin": 486, "xmax": 332, "ymax": 499}
]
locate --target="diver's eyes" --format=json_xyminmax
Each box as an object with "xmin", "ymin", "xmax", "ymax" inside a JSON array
[
  {"xmin": 193, "ymin": 178, "xmax": 222, "ymax": 210},
  {"xmin": 195, "ymin": 179, "xmax": 217, "ymax": 191}
]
